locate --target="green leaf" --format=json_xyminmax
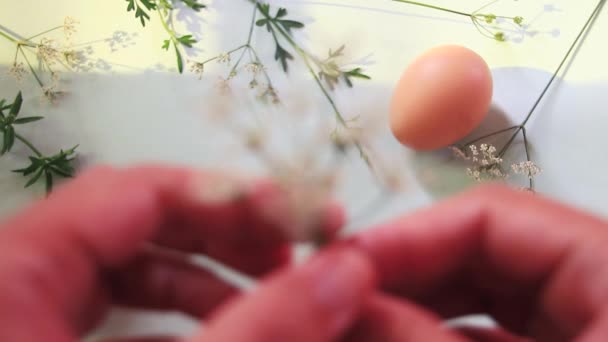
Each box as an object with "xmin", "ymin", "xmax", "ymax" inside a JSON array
[
  {"xmin": 257, "ymin": 3, "xmax": 271, "ymax": 16},
  {"xmin": 159, "ymin": 0, "xmax": 173, "ymax": 9},
  {"xmin": 140, "ymin": 0, "xmax": 156, "ymax": 10},
  {"xmin": 25, "ymin": 167, "xmax": 44, "ymax": 188},
  {"xmin": 45, "ymin": 170, "xmax": 54, "ymax": 194},
  {"xmin": 126, "ymin": 0, "xmax": 156, "ymax": 27},
  {"xmin": 277, "ymin": 19, "xmax": 304, "ymax": 33},
  {"xmin": 136, "ymin": 7, "xmax": 151, "ymax": 27},
  {"xmin": 345, "ymin": 68, "xmax": 371, "ymax": 80},
  {"xmin": 9, "ymin": 92, "xmax": 23, "ymax": 118},
  {"xmin": 274, "ymin": 43, "xmax": 293, "ymax": 72},
  {"xmin": 177, "ymin": 34, "xmax": 197, "ymax": 48},
  {"xmin": 276, "ymin": 8, "xmax": 288, "ymax": 18},
  {"xmin": 50, "ymin": 165, "xmax": 73, "ymax": 178},
  {"xmin": 13, "ymin": 116, "xmax": 44, "ymax": 125},
  {"xmin": 162, "ymin": 39, "xmax": 171, "ymax": 50},
  {"xmin": 342, "ymin": 68, "xmax": 371, "ymax": 88},
  {"xmin": 174, "ymin": 44, "xmax": 184, "ymax": 73},
  {"xmin": 2, "ymin": 125, "xmax": 15, "ymax": 155},
  {"xmin": 13, "ymin": 157, "xmax": 43, "ymax": 176},
  {"xmin": 180, "ymin": 0, "xmax": 206, "ymax": 11}
]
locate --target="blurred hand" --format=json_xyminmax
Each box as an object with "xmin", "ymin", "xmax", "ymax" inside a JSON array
[
  {"xmin": 345, "ymin": 185, "xmax": 608, "ymax": 342},
  {"xmin": 0, "ymin": 166, "xmax": 374, "ymax": 342}
]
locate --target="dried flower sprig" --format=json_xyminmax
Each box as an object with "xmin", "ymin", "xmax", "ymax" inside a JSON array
[
  {"xmin": 450, "ymin": 143, "xmax": 542, "ymax": 186},
  {"xmin": 125, "ymin": 0, "xmax": 206, "ymax": 73},
  {"xmin": 393, "ymin": 0, "xmax": 525, "ymax": 41},
  {"xmin": 315, "ymin": 45, "xmax": 371, "ymax": 90},
  {"xmin": 452, "ymin": 0, "xmax": 605, "ymax": 190},
  {"xmin": 1, "ymin": 18, "xmax": 83, "ymax": 101},
  {"xmin": 0, "ymin": 92, "xmax": 78, "ymax": 193},
  {"xmin": 252, "ymin": 2, "xmax": 375, "ymax": 171},
  {"xmin": 188, "ymin": 1, "xmax": 375, "ymax": 175}
]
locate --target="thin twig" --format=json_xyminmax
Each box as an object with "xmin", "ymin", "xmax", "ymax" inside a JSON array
[{"xmin": 499, "ymin": 0, "xmax": 606, "ymax": 157}]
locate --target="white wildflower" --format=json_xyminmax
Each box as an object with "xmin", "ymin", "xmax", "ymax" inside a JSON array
[
  {"xmin": 245, "ymin": 62, "xmax": 264, "ymax": 74},
  {"xmin": 189, "ymin": 61, "xmax": 205, "ymax": 80},
  {"xmin": 217, "ymin": 53, "xmax": 231, "ymax": 64},
  {"xmin": 37, "ymin": 38, "xmax": 60, "ymax": 66},
  {"xmin": 511, "ymin": 161, "xmax": 542, "ymax": 178},
  {"xmin": 462, "ymin": 143, "xmax": 507, "ymax": 182},
  {"xmin": 469, "ymin": 145, "xmax": 479, "ymax": 156},
  {"xmin": 63, "ymin": 17, "xmax": 79, "ymax": 39},
  {"xmin": 8, "ymin": 62, "xmax": 27, "ymax": 81}
]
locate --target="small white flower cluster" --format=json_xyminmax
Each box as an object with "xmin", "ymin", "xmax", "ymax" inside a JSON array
[
  {"xmin": 217, "ymin": 53, "xmax": 231, "ymax": 64},
  {"xmin": 188, "ymin": 61, "xmax": 205, "ymax": 80},
  {"xmin": 37, "ymin": 38, "xmax": 61, "ymax": 67},
  {"xmin": 245, "ymin": 62, "xmax": 264, "ymax": 74},
  {"xmin": 511, "ymin": 161, "xmax": 542, "ymax": 179},
  {"xmin": 451, "ymin": 143, "xmax": 542, "ymax": 184},
  {"xmin": 8, "ymin": 63, "xmax": 27, "ymax": 82},
  {"xmin": 63, "ymin": 17, "xmax": 79, "ymax": 39}
]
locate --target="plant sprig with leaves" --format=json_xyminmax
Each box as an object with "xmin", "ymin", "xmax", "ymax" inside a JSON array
[
  {"xmin": 187, "ymin": 2, "xmax": 375, "ymax": 171},
  {"xmin": 252, "ymin": 3, "xmax": 375, "ymax": 168},
  {"xmin": 451, "ymin": 0, "xmax": 604, "ymax": 190},
  {"xmin": 125, "ymin": 0, "xmax": 206, "ymax": 73},
  {"xmin": 393, "ymin": 0, "xmax": 525, "ymax": 41},
  {"xmin": 0, "ymin": 17, "xmax": 81, "ymax": 100},
  {"xmin": 0, "ymin": 92, "xmax": 78, "ymax": 193},
  {"xmin": 315, "ymin": 45, "xmax": 371, "ymax": 90}
]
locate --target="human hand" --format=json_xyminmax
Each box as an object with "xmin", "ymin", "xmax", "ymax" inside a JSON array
[
  {"xmin": 345, "ymin": 185, "xmax": 608, "ymax": 342},
  {"xmin": 0, "ymin": 165, "xmax": 375, "ymax": 342}
]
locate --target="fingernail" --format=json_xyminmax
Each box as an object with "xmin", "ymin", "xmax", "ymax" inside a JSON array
[{"xmin": 303, "ymin": 248, "xmax": 375, "ymax": 338}]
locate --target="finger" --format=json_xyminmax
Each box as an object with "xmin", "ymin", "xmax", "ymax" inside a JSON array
[
  {"xmin": 455, "ymin": 327, "xmax": 532, "ymax": 342},
  {"xmin": 191, "ymin": 248, "xmax": 375, "ymax": 342},
  {"xmin": 108, "ymin": 247, "xmax": 237, "ymax": 318},
  {"xmin": 343, "ymin": 294, "xmax": 467, "ymax": 342},
  {"xmin": 577, "ymin": 309, "xmax": 608, "ymax": 342},
  {"xmin": 351, "ymin": 184, "xmax": 608, "ymax": 339},
  {"xmin": 0, "ymin": 165, "xmax": 341, "ymax": 340},
  {"xmin": 99, "ymin": 338, "xmax": 178, "ymax": 342}
]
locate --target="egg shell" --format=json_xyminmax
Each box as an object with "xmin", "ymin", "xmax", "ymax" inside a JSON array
[{"xmin": 390, "ymin": 45, "xmax": 493, "ymax": 151}]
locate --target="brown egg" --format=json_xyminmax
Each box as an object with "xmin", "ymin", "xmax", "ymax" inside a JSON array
[{"xmin": 390, "ymin": 45, "xmax": 493, "ymax": 150}]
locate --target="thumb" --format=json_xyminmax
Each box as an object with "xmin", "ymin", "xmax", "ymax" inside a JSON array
[{"xmin": 192, "ymin": 248, "xmax": 375, "ymax": 342}]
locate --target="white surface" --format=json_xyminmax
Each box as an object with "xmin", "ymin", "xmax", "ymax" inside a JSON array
[{"xmin": 1, "ymin": 0, "xmax": 608, "ymax": 339}]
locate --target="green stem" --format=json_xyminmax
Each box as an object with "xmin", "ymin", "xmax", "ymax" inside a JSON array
[
  {"xmin": 26, "ymin": 26, "xmax": 63, "ymax": 41},
  {"xmin": 521, "ymin": 127, "xmax": 533, "ymax": 189},
  {"xmin": 266, "ymin": 19, "xmax": 347, "ymax": 126},
  {"xmin": 260, "ymin": 11, "xmax": 375, "ymax": 173},
  {"xmin": 18, "ymin": 46, "xmax": 45, "ymax": 88},
  {"xmin": 0, "ymin": 29, "xmax": 18, "ymax": 43},
  {"xmin": 15, "ymin": 133, "xmax": 43, "ymax": 157},
  {"xmin": 392, "ymin": 0, "xmax": 471, "ymax": 17},
  {"xmin": 499, "ymin": 0, "xmax": 605, "ymax": 157},
  {"xmin": 201, "ymin": 44, "xmax": 248, "ymax": 65},
  {"xmin": 461, "ymin": 125, "xmax": 519, "ymax": 147},
  {"xmin": 0, "ymin": 27, "xmax": 37, "ymax": 47},
  {"xmin": 157, "ymin": 7, "xmax": 178, "ymax": 44},
  {"xmin": 248, "ymin": 47, "xmax": 274, "ymax": 86},
  {"xmin": 230, "ymin": 3, "xmax": 259, "ymax": 76}
]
